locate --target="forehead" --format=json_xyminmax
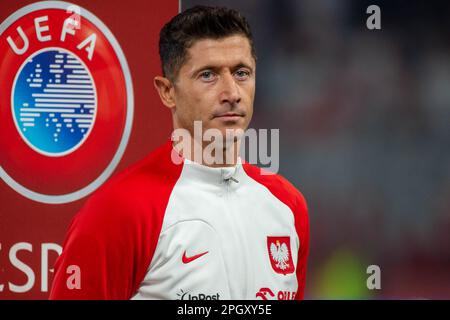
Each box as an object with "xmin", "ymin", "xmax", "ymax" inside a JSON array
[{"xmin": 183, "ymin": 35, "xmax": 255, "ymax": 70}]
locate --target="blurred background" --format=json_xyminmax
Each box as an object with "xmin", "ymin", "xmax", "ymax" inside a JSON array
[{"xmin": 184, "ymin": 0, "xmax": 450, "ymax": 299}]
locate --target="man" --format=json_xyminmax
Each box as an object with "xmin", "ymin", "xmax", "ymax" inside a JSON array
[{"xmin": 50, "ymin": 5, "xmax": 309, "ymax": 300}]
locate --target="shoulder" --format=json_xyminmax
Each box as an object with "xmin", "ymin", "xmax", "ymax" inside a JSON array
[
  {"xmin": 96, "ymin": 140, "xmax": 181, "ymax": 199},
  {"xmin": 72, "ymin": 141, "xmax": 183, "ymax": 233},
  {"xmin": 242, "ymin": 162, "xmax": 308, "ymax": 217},
  {"xmin": 242, "ymin": 162, "xmax": 309, "ymax": 249}
]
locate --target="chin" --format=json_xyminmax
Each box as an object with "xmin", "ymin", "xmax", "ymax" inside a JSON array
[{"xmin": 219, "ymin": 125, "xmax": 247, "ymax": 140}]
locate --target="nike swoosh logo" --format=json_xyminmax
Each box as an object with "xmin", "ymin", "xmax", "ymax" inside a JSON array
[{"xmin": 182, "ymin": 250, "xmax": 209, "ymax": 264}]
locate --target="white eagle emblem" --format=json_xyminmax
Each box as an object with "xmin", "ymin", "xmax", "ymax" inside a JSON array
[{"xmin": 270, "ymin": 240, "xmax": 290, "ymax": 270}]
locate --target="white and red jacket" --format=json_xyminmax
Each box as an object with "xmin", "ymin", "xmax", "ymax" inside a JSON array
[{"xmin": 49, "ymin": 140, "xmax": 309, "ymax": 300}]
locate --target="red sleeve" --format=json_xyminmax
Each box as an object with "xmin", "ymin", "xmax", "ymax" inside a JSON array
[
  {"xmin": 49, "ymin": 141, "xmax": 182, "ymax": 300},
  {"xmin": 49, "ymin": 186, "xmax": 155, "ymax": 299},
  {"xmin": 293, "ymin": 191, "xmax": 309, "ymax": 300}
]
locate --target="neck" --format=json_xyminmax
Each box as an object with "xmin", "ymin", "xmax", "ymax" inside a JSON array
[{"xmin": 172, "ymin": 135, "xmax": 241, "ymax": 168}]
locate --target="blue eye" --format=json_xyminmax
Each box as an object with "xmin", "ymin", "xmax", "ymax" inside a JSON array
[
  {"xmin": 200, "ymin": 71, "xmax": 215, "ymax": 81},
  {"xmin": 235, "ymin": 69, "xmax": 250, "ymax": 80}
]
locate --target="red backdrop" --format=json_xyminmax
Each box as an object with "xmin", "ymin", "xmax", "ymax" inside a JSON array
[{"xmin": 0, "ymin": 0, "xmax": 178, "ymax": 299}]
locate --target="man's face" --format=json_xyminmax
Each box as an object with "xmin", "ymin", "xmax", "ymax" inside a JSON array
[{"xmin": 172, "ymin": 35, "xmax": 256, "ymax": 139}]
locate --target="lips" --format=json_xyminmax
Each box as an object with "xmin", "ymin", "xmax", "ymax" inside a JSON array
[{"xmin": 213, "ymin": 112, "xmax": 244, "ymax": 121}]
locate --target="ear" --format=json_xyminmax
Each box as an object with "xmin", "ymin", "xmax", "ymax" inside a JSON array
[{"xmin": 153, "ymin": 76, "xmax": 176, "ymax": 109}]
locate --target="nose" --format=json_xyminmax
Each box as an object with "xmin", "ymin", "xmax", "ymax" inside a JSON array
[{"xmin": 219, "ymin": 72, "xmax": 241, "ymax": 105}]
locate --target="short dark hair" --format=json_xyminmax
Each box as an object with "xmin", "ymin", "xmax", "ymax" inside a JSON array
[{"xmin": 159, "ymin": 5, "xmax": 256, "ymax": 82}]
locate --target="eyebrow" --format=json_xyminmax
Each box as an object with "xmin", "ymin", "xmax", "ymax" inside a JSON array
[{"xmin": 190, "ymin": 62, "xmax": 254, "ymax": 78}]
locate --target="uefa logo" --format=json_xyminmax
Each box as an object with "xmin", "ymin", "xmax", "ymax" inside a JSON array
[
  {"xmin": 0, "ymin": 1, "xmax": 134, "ymax": 204},
  {"xmin": 13, "ymin": 47, "xmax": 98, "ymax": 156}
]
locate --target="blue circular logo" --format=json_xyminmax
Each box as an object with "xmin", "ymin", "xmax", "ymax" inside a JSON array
[{"xmin": 12, "ymin": 48, "xmax": 97, "ymax": 156}]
